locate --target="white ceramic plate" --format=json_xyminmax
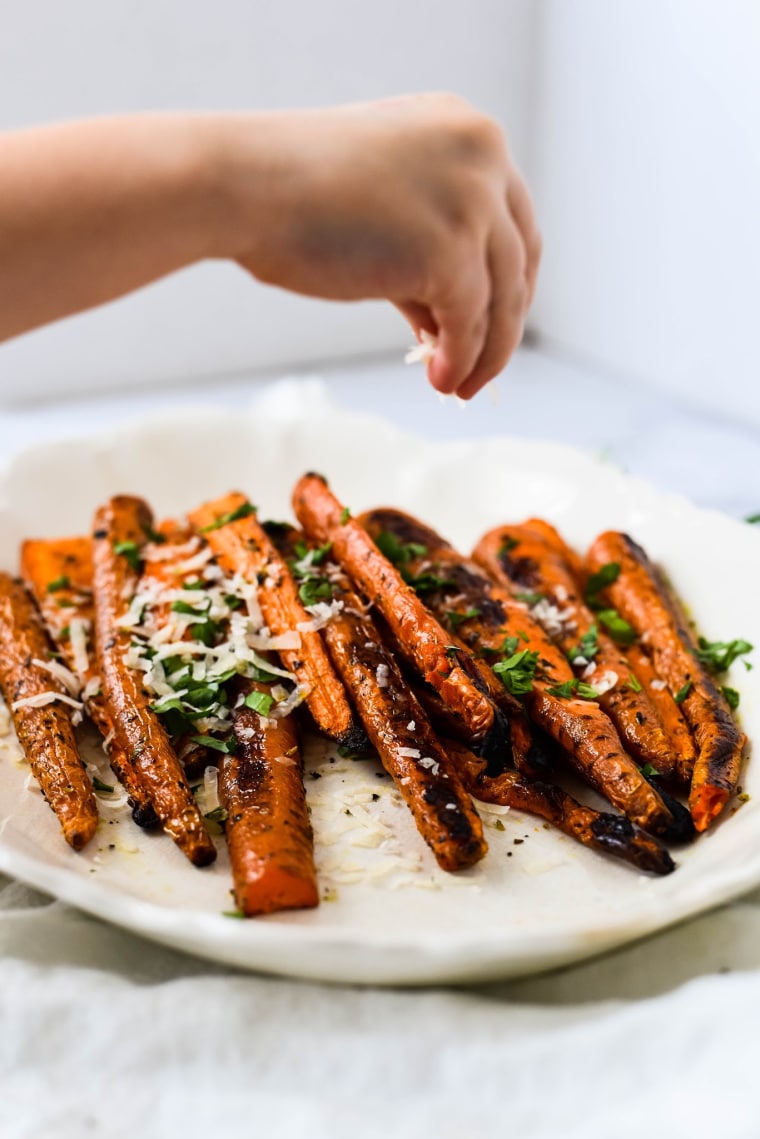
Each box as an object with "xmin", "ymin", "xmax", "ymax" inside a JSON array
[{"xmin": 0, "ymin": 380, "xmax": 757, "ymax": 986}]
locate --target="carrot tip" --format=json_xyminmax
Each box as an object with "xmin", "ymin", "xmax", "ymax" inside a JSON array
[{"xmin": 690, "ymin": 785, "xmax": 730, "ymax": 832}]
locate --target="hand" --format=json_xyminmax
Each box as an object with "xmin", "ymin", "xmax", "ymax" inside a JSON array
[{"xmin": 218, "ymin": 94, "xmax": 541, "ymax": 399}]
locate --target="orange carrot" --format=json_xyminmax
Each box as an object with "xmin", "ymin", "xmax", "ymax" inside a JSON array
[
  {"xmin": 0, "ymin": 572, "xmax": 98, "ymax": 850},
  {"xmin": 92, "ymin": 495, "xmax": 216, "ymax": 866},
  {"xmin": 222, "ymin": 679, "xmax": 319, "ymax": 915}
]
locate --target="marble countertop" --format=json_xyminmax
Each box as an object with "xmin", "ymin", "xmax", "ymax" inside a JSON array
[{"xmin": 3, "ymin": 344, "xmax": 758, "ymax": 520}]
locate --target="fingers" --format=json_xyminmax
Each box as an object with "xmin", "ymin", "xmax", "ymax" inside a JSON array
[
  {"xmin": 507, "ymin": 171, "xmax": 542, "ymax": 307},
  {"xmin": 455, "ymin": 217, "xmax": 527, "ymax": 401},
  {"xmin": 395, "ymin": 300, "xmax": 438, "ymax": 341},
  {"xmin": 425, "ymin": 267, "xmax": 491, "ymax": 395}
]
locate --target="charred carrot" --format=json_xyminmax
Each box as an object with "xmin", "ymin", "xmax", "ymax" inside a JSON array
[
  {"xmin": 0, "ymin": 573, "xmax": 98, "ymax": 850},
  {"xmin": 627, "ymin": 644, "xmax": 697, "ymax": 784},
  {"xmin": 586, "ymin": 531, "xmax": 745, "ymax": 831},
  {"xmin": 187, "ymin": 493, "xmax": 363, "ymax": 749},
  {"xmin": 21, "ymin": 536, "xmax": 158, "ymax": 828},
  {"xmin": 92, "ymin": 496, "xmax": 216, "ymax": 866},
  {"xmin": 445, "ymin": 739, "xmax": 674, "ymax": 875},
  {"xmin": 265, "ymin": 523, "xmax": 487, "ymax": 871},
  {"xmin": 221, "ymin": 679, "xmax": 319, "ymax": 915},
  {"xmin": 359, "ymin": 508, "xmax": 687, "ymax": 841},
  {"xmin": 473, "ymin": 523, "xmax": 680, "ymax": 781},
  {"xmin": 292, "ymin": 474, "xmax": 497, "ymax": 742}
]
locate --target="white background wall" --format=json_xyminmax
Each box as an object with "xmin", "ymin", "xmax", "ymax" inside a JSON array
[
  {"xmin": 530, "ymin": 0, "xmax": 760, "ymax": 423},
  {"xmin": 0, "ymin": 0, "xmax": 538, "ymax": 403}
]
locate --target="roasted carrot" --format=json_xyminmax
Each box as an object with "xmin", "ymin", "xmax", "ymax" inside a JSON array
[
  {"xmin": 0, "ymin": 573, "xmax": 98, "ymax": 850},
  {"xmin": 473, "ymin": 523, "xmax": 680, "ymax": 780},
  {"xmin": 292, "ymin": 474, "xmax": 497, "ymax": 742},
  {"xmin": 92, "ymin": 496, "xmax": 217, "ymax": 866},
  {"xmin": 136, "ymin": 521, "xmax": 211, "ymax": 778},
  {"xmin": 586, "ymin": 531, "xmax": 745, "ymax": 831},
  {"xmin": 358, "ymin": 508, "xmax": 688, "ymax": 841},
  {"xmin": 627, "ymin": 644, "xmax": 697, "ymax": 784},
  {"xmin": 21, "ymin": 536, "xmax": 159, "ymax": 827},
  {"xmin": 221, "ymin": 679, "xmax": 319, "ymax": 915},
  {"xmin": 265, "ymin": 523, "xmax": 487, "ymax": 871},
  {"xmin": 187, "ymin": 493, "xmax": 363, "ymax": 749},
  {"xmin": 445, "ymin": 739, "xmax": 674, "ymax": 875}
]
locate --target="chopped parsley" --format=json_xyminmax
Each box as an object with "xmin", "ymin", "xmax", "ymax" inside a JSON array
[
  {"xmin": 244, "ymin": 690, "xmax": 274, "ymax": 716},
  {"xmin": 289, "ymin": 541, "xmax": 335, "ymax": 606},
  {"xmin": 568, "ymin": 624, "xmax": 599, "ymax": 664},
  {"xmin": 492, "ymin": 649, "xmax": 539, "ymax": 696},
  {"xmin": 374, "ymin": 530, "xmax": 427, "ymax": 567},
  {"xmin": 113, "ymin": 540, "xmax": 141, "ymax": 571},
  {"xmin": 498, "ymin": 536, "xmax": 519, "ymax": 556},
  {"xmin": 584, "ymin": 562, "xmax": 621, "ymax": 608},
  {"xmin": 596, "ymin": 608, "xmax": 636, "ymax": 646},
  {"xmin": 626, "ymin": 673, "xmax": 642, "ymax": 693},
  {"xmin": 446, "ymin": 608, "xmax": 481, "ymax": 629},
  {"xmin": 407, "ymin": 570, "xmax": 456, "ymax": 594},
  {"xmin": 640, "ymin": 763, "xmax": 660, "ymax": 779},
  {"xmin": 92, "ymin": 776, "xmax": 115, "ymax": 793},
  {"xmin": 200, "ymin": 502, "xmax": 256, "ymax": 532},
  {"xmin": 746, "ymin": 513, "xmax": 760, "ymax": 524},
  {"xmin": 546, "ymin": 678, "xmax": 599, "ymax": 700},
  {"xmin": 222, "ymin": 909, "xmax": 246, "ymax": 919},
  {"xmin": 695, "ymin": 637, "xmax": 753, "ymax": 673},
  {"xmin": 722, "ymin": 686, "xmax": 740, "ymax": 710},
  {"xmin": 205, "ymin": 806, "xmax": 228, "ymax": 824},
  {"xmin": 46, "ymin": 575, "xmax": 70, "ymax": 593},
  {"xmin": 674, "ymin": 680, "xmax": 692, "ymax": 705},
  {"xmin": 515, "ymin": 590, "xmax": 545, "ymax": 605},
  {"xmin": 142, "ymin": 521, "xmax": 166, "ymax": 544},
  {"xmin": 190, "ymin": 734, "xmax": 235, "ymax": 754},
  {"xmin": 340, "ymin": 507, "xmax": 351, "ymax": 524}
]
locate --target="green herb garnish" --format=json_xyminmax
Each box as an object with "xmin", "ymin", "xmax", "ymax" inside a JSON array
[
  {"xmin": 640, "ymin": 763, "xmax": 660, "ymax": 778},
  {"xmin": 446, "ymin": 608, "xmax": 481, "ymax": 630},
  {"xmin": 113, "ymin": 540, "xmax": 141, "ymax": 571},
  {"xmin": 626, "ymin": 673, "xmax": 642, "ymax": 693},
  {"xmin": 190, "ymin": 735, "xmax": 235, "ymax": 754},
  {"xmin": 514, "ymin": 591, "xmax": 545, "ymax": 605},
  {"xmin": 695, "ymin": 637, "xmax": 753, "ymax": 673},
  {"xmin": 200, "ymin": 502, "xmax": 256, "ymax": 532},
  {"xmin": 596, "ymin": 608, "xmax": 636, "ymax": 646},
  {"xmin": 498, "ymin": 536, "xmax": 519, "ymax": 556},
  {"xmin": 492, "ymin": 649, "xmax": 539, "ymax": 697},
  {"xmin": 205, "ymin": 806, "xmax": 228, "ymax": 824},
  {"xmin": 674, "ymin": 680, "xmax": 692, "ymax": 704},
  {"xmin": 298, "ymin": 578, "xmax": 333, "ymax": 606},
  {"xmin": 546, "ymin": 678, "xmax": 599, "ymax": 700},
  {"xmin": 244, "ymin": 690, "xmax": 274, "ymax": 716},
  {"xmin": 142, "ymin": 522, "xmax": 166, "ymax": 544},
  {"xmin": 46, "ymin": 575, "xmax": 70, "ymax": 593},
  {"xmin": 568, "ymin": 624, "xmax": 599, "ymax": 664},
  {"xmin": 340, "ymin": 507, "xmax": 351, "ymax": 524},
  {"xmin": 585, "ymin": 562, "xmax": 621, "ymax": 608},
  {"xmin": 722, "ymin": 686, "xmax": 740, "ymax": 710},
  {"xmin": 92, "ymin": 776, "xmax": 115, "ymax": 793},
  {"xmin": 222, "ymin": 909, "xmax": 246, "ymax": 919},
  {"xmin": 375, "ymin": 530, "xmax": 427, "ymax": 566}
]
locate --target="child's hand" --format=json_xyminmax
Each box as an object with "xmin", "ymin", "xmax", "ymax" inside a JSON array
[{"xmin": 220, "ymin": 95, "xmax": 541, "ymax": 399}]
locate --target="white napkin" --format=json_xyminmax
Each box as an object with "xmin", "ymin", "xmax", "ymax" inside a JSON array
[{"xmin": 2, "ymin": 874, "xmax": 760, "ymax": 1139}]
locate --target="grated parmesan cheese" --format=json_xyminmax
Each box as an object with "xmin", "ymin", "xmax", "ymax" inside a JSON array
[
  {"xmin": 32, "ymin": 657, "xmax": 81, "ymax": 698},
  {"xmin": 404, "ymin": 329, "xmax": 438, "ymax": 365},
  {"xmin": 12, "ymin": 691, "xmax": 83, "ymax": 713},
  {"xmin": 651, "ymin": 678, "xmax": 667, "ymax": 691},
  {"xmin": 376, "ymin": 663, "xmax": 390, "ymax": 689},
  {"xmin": 67, "ymin": 618, "xmax": 92, "ymax": 681}
]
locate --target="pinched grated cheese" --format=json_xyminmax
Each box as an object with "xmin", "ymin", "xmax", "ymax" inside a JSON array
[{"xmin": 404, "ymin": 329, "xmax": 439, "ymax": 365}]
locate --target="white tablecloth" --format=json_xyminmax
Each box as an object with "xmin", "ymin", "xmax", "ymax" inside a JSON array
[{"xmin": 2, "ymin": 349, "xmax": 760, "ymax": 1138}]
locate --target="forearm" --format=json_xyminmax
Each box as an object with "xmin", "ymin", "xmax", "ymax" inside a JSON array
[{"xmin": 0, "ymin": 114, "xmax": 235, "ymax": 341}]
